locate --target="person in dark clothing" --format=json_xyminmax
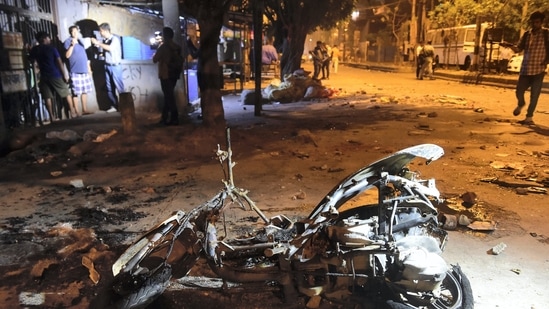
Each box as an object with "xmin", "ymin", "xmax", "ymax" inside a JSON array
[
  {"xmin": 153, "ymin": 27, "xmax": 183, "ymax": 126},
  {"xmin": 321, "ymin": 43, "xmax": 331, "ymax": 79},
  {"xmin": 29, "ymin": 31, "xmax": 75, "ymax": 122},
  {"xmin": 511, "ymin": 11, "xmax": 549, "ymax": 125},
  {"xmin": 415, "ymin": 41, "xmax": 425, "ymax": 79},
  {"xmin": 310, "ymin": 41, "xmax": 324, "ymax": 80}
]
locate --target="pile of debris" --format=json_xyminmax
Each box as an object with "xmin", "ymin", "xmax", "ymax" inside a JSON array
[{"xmin": 242, "ymin": 69, "xmax": 336, "ymax": 104}]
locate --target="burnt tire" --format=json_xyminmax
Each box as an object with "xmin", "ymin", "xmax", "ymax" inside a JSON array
[
  {"xmin": 388, "ymin": 265, "xmax": 473, "ymax": 309},
  {"xmin": 451, "ymin": 264, "xmax": 474, "ymax": 309},
  {"xmin": 430, "ymin": 264, "xmax": 473, "ymax": 309},
  {"xmin": 114, "ymin": 264, "xmax": 172, "ymax": 309},
  {"xmin": 91, "ymin": 264, "xmax": 172, "ymax": 309},
  {"xmin": 461, "ymin": 57, "xmax": 471, "ymax": 70}
]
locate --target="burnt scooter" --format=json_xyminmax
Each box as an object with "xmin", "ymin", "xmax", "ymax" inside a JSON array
[{"xmin": 98, "ymin": 128, "xmax": 473, "ymax": 309}]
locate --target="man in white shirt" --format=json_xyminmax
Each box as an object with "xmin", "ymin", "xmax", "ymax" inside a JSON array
[{"xmin": 91, "ymin": 22, "xmax": 124, "ymax": 112}]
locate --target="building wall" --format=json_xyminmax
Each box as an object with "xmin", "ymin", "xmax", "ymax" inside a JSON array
[{"xmin": 53, "ymin": 1, "xmax": 187, "ymax": 112}]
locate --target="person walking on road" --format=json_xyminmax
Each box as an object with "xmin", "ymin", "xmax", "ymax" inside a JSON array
[
  {"xmin": 153, "ymin": 27, "xmax": 183, "ymax": 126},
  {"xmin": 29, "ymin": 31, "xmax": 76, "ymax": 122},
  {"xmin": 64, "ymin": 25, "xmax": 94, "ymax": 116},
  {"xmin": 511, "ymin": 11, "xmax": 549, "ymax": 125},
  {"xmin": 91, "ymin": 22, "xmax": 124, "ymax": 113}
]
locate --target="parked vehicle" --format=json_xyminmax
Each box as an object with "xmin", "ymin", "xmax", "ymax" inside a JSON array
[
  {"xmin": 506, "ymin": 54, "xmax": 522, "ymax": 73},
  {"xmin": 94, "ymin": 129, "xmax": 474, "ymax": 309},
  {"xmin": 426, "ymin": 23, "xmax": 500, "ymax": 70},
  {"xmin": 506, "ymin": 54, "xmax": 549, "ymax": 73}
]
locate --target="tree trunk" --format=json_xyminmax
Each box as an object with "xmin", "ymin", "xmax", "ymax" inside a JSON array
[
  {"xmin": 197, "ymin": 17, "xmax": 226, "ymax": 128},
  {"xmin": 280, "ymin": 25, "xmax": 307, "ymax": 77}
]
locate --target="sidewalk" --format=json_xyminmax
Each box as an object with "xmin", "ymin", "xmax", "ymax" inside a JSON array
[{"xmin": 344, "ymin": 61, "xmax": 549, "ymax": 93}]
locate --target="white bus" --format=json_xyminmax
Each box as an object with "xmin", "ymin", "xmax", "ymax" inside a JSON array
[{"xmin": 426, "ymin": 23, "xmax": 500, "ymax": 70}]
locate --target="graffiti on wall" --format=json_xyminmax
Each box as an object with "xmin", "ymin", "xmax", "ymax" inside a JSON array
[
  {"xmin": 122, "ymin": 65, "xmax": 141, "ymax": 81},
  {"xmin": 121, "ymin": 64, "xmax": 157, "ymax": 109},
  {"xmin": 127, "ymin": 85, "xmax": 149, "ymax": 105}
]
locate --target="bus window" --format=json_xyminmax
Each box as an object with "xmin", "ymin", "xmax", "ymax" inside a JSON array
[
  {"xmin": 434, "ymin": 30, "xmax": 442, "ymax": 45},
  {"xmin": 456, "ymin": 29, "xmax": 465, "ymax": 42},
  {"xmin": 464, "ymin": 29, "xmax": 476, "ymax": 43}
]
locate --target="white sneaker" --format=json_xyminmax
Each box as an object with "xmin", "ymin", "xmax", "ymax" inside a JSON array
[{"xmin": 106, "ymin": 107, "xmax": 117, "ymax": 113}]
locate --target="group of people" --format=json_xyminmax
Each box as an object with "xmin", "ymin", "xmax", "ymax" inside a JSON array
[
  {"xmin": 415, "ymin": 40, "xmax": 436, "ymax": 80},
  {"xmin": 310, "ymin": 41, "xmax": 340, "ymax": 80},
  {"xmin": 29, "ymin": 22, "xmax": 185, "ymax": 127},
  {"xmin": 29, "ymin": 22, "xmax": 124, "ymax": 123},
  {"xmin": 28, "ymin": 11, "xmax": 548, "ymax": 128}
]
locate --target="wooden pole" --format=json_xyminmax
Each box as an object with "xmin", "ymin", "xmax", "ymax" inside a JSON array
[
  {"xmin": 253, "ymin": 0, "xmax": 264, "ymax": 116},
  {"xmin": 118, "ymin": 92, "xmax": 136, "ymax": 134},
  {"xmin": 0, "ymin": 95, "xmax": 8, "ymax": 154}
]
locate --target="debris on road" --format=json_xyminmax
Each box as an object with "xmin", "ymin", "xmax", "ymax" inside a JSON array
[
  {"xmin": 441, "ymin": 214, "xmax": 457, "ymax": 230},
  {"xmin": 458, "ymin": 214, "xmax": 472, "ymax": 226},
  {"xmin": 46, "ymin": 130, "xmax": 80, "ymax": 142},
  {"xmin": 490, "ymin": 242, "xmax": 507, "ymax": 255},
  {"xmin": 291, "ymin": 190, "xmax": 306, "ymax": 200},
  {"xmin": 437, "ymin": 94, "xmax": 467, "ymax": 105},
  {"xmin": 94, "ymin": 129, "xmax": 118, "ymax": 143},
  {"xmin": 489, "ymin": 161, "xmax": 524, "ymax": 171},
  {"xmin": 70, "ymin": 179, "xmax": 84, "ymax": 188},
  {"xmin": 82, "ymin": 255, "xmax": 100, "ymax": 284},
  {"xmin": 467, "ymin": 221, "xmax": 497, "ymax": 231},
  {"xmin": 460, "ymin": 191, "xmax": 477, "ymax": 207}
]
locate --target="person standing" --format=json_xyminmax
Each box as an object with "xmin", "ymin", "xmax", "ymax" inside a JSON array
[
  {"xmin": 331, "ymin": 44, "xmax": 340, "ymax": 74},
  {"xmin": 511, "ymin": 11, "xmax": 549, "ymax": 125},
  {"xmin": 153, "ymin": 27, "xmax": 182, "ymax": 126},
  {"xmin": 498, "ymin": 43, "xmax": 513, "ymax": 74},
  {"xmin": 321, "ymin": 43, "xmax": 331, "ymax": 79},
  {"xmin": 29, "ymin": 31, "xmax": 76, "ymax": 122},
  {"xmin": 64, "ymin": 26, "xmax": 94, "ymax": 116},
  {"xmin": 310, "ymin": 41, "xmax": 324, "ymax": 80},
  {"xmin": 419, "ymin": 41, "xmax": 435, "ymax": 80},
  {"xmin": 91, "ymin": 22, "xmax": 124, "ymax": 113},
  {"xmin": 415, "ymin": 41, "xmax": 425, "ymax": 79}
]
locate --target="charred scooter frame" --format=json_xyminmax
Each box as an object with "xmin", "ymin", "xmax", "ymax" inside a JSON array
[{"xmin": 99, "ymin": 128, "xmax": 473, "ymax": 309}]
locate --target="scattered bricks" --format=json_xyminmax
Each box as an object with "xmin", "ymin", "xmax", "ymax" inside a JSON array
[
  {"xmin": 458, "ymin": 214, "xmax": 472, "ymax": 226},
  {"xmin": 515, "ymin": 188, "xmax": 529, "ymax": 195},
  {"xmin": 291, "ymin": 190, "xmax": 306, "ymax": 200},
  {"xmin": 441, "ymin": 214, "xmax": 457, "ymax": 230},
  {"xmin": 460, "ymin": 191, "xmax": 477, "ymax": 207}
]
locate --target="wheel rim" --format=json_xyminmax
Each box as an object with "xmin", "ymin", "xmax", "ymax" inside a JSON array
[{"xmin": 432, "ymin": 270, "xmax": 463, "ymax": 309}]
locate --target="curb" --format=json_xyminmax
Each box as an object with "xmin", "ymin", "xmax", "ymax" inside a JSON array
[{"xmin": 344, "ymin": 62, "xmax": 549, "ymax": 93}]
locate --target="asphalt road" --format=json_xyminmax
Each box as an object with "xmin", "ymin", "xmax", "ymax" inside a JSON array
[{"xmin": 1, "ymin": 63, "xmax": 548, "ymax": 309}]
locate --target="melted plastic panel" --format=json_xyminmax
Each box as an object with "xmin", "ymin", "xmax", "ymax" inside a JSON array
[{"xmin": 308, "ymin": 144, "xmax": 444, "ymax": 220}]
